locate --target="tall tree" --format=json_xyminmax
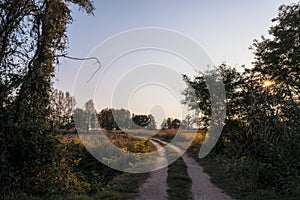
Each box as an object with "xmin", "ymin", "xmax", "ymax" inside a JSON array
[
  {"xmin": 248, "ymin": 3, "xmax": 300, "ymax": 192},
  {"xmin": 85, "ymin": 99, "xmax": 97, "ymax": 131},
  {"xmin": 73, "ymin": 108, "xmax": 88, "ymax": 131},
  {"xmin": 181, "ymin": 3, "xmax": 300, "ymax": 193},
  {"xmin": 112, "ymin": 108, "xmax": 131, "ymax": 129},
  {"xmin": 184, "ymin": 114, "xmax": 193, "ymax": 129},
  {"xmin": 98, "ymin": 108, "xmax": 119, "ymax": 131},
  {"xmin": 0, "ymin": 0, "xmax": 95, "ymax": 195},
  {"xmin": 251, "ymin": 2, "xmax": 300, "ymax": 129},
  {"xmin": 252, "ymin": 3, "xmax": 299, "ymax": 96},
  {"xmin": 50, "ymin": 89, "xmax": 76, "ymax": 130},
  {"xmin": 147, "ymin": 114, "xmax": 157, "ymax": 130}
]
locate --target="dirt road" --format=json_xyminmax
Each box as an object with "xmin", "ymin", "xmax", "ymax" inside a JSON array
[
  {"xmin": 136, "ymin": 140, "xmax": 168, "ymax": 200},
  {"xmin": 136, "ymin": 139, "xmax": 232, "ymax": 200}
]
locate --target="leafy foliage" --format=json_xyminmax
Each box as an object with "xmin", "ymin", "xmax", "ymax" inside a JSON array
[
  {"xmin": 96, "ymin": 107, "xmax": 157, "ymax": 131},
  {"xmin": 0, "ymin": 0, "xmax": 95, "ymax": 197},
  {"xmin": 50, "ymin": 89, "xmax": 76, "ymax": 131},
  {"xmin": 182, "ymin": 2, "xmax": 300, "ymax": 196},
  {"xmin": 160, "ymin": 117, "xmax": 181, "ymax": 130}
]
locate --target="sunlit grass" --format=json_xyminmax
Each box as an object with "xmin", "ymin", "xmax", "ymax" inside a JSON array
[
  {"xmin": 59, "ymin": 134, "xmax": 81, "ymax": 144},
  {"xmin": 155, "ymin": 129, "xmax": 205, "ymax": 146},
  {"xmin": 59, "ymin": 131, "xmax": 157, "ymax": 153}
]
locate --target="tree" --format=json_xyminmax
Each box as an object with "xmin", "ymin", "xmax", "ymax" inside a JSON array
[
  {"xmin": 98, "ymin": 108, "xmax": 119, "ymax": 131},
  {"xmin": 73, "ymin": 108, "xmax": 88, "ymax": 131},
  {"xmin": 131, "ymin": 114, "xmax": 151, "ymax": 128},
  {"xmin": 251, "ymin": 2, "xmax": 300, "ymax": 130},
  {"xmin": 182, "ymin": 73, "xmax": 211, "ymax": 131},
  {"xmin": 161, "ymin": 117, "xmax": 181, "ymax": 129},
  {"xmin": 170, "ymin": 118, "xmax": 181, "ymax": 129},
  {"xmin": 147, "ymin": 114, "xmax": 157, "ymax": 130},
  {"xmin": 248, "ymin": 3, "xmax": 300, "ymax": 192},
  {"xmin": 251, "ymin": 3, "xmax": 299, "ymax": 97},
  {"xmin": 112, "ymin": 108, "xmax": 131, "ymax": 129},
  {"xmin": 97, "ymin": 109, "xmax": 157, "ymax": 131},
  {"xmin": 0, "ymin": 0, "xmax": 95, "ymax": 195},
  {"xmin": 50, "ymin": 89, "xmax": 76, "ymax": 130},
  {"xmin": 185, "ymin": 114, "xmax": 193, "ymax": 129},
  {"xmin": 85, "ymin": 99, "xmax": 97, "ymax": 131},
  {"xmin": 181, "ymin": 3, "xmax": 300, "ymax": 193}
]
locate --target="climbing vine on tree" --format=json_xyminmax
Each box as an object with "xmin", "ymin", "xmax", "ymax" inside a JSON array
[{"xmin": 0, "ymin": 0, "xmax": 95, "ymax": 196}]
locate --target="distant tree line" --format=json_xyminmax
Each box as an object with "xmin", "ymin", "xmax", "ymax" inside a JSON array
[
  {"xmin": 73, "ymin": 100, "xmax": 158, "ymax": 132},
  {"xmin": 49, "ymin": 95, "xmax": 194, "ymax": 132}
]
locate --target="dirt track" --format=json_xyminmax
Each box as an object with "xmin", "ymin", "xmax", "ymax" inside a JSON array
[
  {"xmin": 136, "ymin": 139, "xmax": 232, "ymax": 200},
  {"xmin": 136, "ymin": 141, "xmax": 168, "ymax": 200}
]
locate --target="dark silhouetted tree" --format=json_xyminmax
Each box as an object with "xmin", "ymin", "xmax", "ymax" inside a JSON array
[
  {"xmin": 98, "ymin": 108, "xmax": 119, "ymax": 131},
  {"xmin": 0, "ymin": 0, "xmax": 95, "ymax": 195},
  {"xmin": 85, "ymin": 99, "xmax": 97, "ymax": 131},
  {"xmin": 132, "ymin": 114, "xmax": 151, "ymax": 128},
  {"xmin": 147, "ymin": 114, "xmax": 157, "ymax": 130},
  {"xmin": 161, "ymin": 117, "xmax": 181, "ymax": 129},
  {"xmin": 112, "ymin": 108, "xmax": 131, "ymax": 129}
]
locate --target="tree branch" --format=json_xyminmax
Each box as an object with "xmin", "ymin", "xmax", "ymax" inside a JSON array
[{"xmin": 59, "ymin": 54, "xmax": 102, "ymax": 83}]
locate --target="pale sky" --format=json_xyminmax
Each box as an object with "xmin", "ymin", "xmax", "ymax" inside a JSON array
[{"xmin": 54, "ymin": 0, "xmax": 297, "ymax": 123}]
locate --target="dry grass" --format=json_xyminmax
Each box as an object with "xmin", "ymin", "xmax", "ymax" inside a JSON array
[
  {"xmin": 58, "ymin": 130, "xmax": 157, "ymax": 153},
  {"xmin": 58, "ymin": 134, "xmax": 81, "ymax": 144},
  {"xmin": 155, "ymin": 129, "xmax": 205, "ymax": 145}
]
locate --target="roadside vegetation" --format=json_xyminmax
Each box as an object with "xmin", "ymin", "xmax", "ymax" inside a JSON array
[{"xmin": 4, "ymin": 133, "xmax": 152, "ymax": 200}]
